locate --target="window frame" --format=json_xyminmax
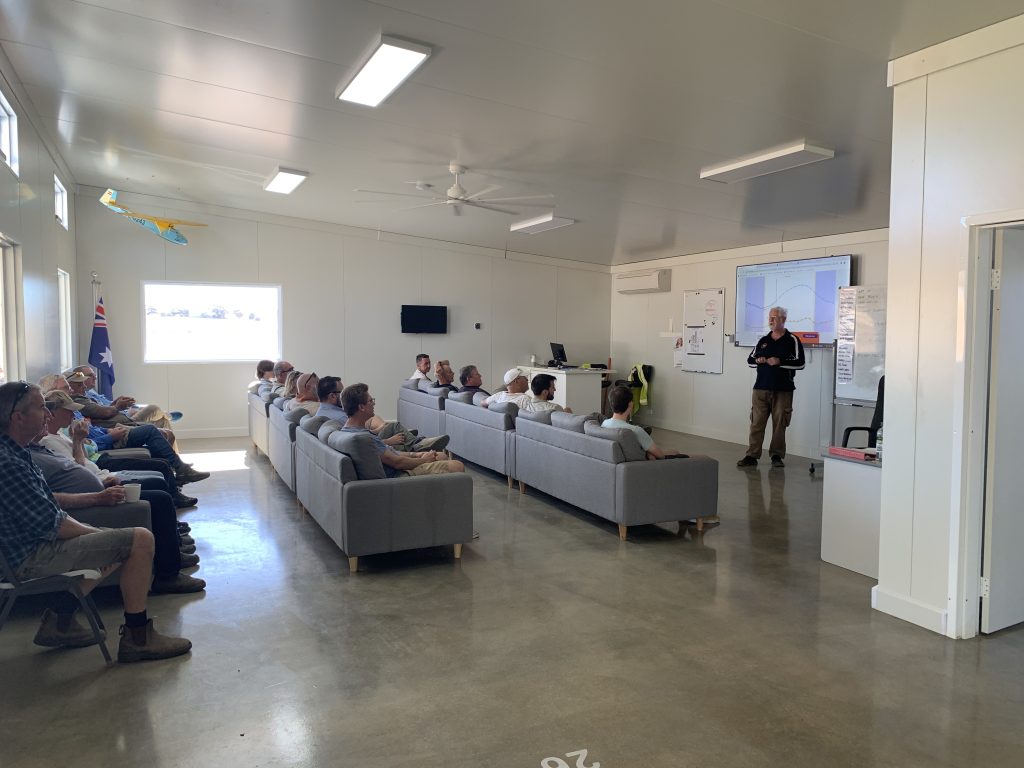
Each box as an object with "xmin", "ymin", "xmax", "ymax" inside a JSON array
[
  {"xmin": 54, "ymin": 175, "xmax": 69, "ymax": 229},
  {"xmin": 0, "ymin": 88, "xmax": 19, "ymax": 177},
  {"xmin": 57, "ymin": 268, "xmax": 73, "ymax": 371}
]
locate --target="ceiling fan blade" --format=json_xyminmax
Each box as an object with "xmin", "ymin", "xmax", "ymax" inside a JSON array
[
  {"xmin": 352, "ymin": 188, "xmax": 436, "ymax": 200},
  {"xmin": 478, "ymin": 193, "xmax": 555, "ymax": 203},
  {"xmin": 465, "ymin": 184, "xmax": 502, "ymax": 201},
  {"xmin": 452, "ymin": 203, "xmax": 462, "ymax": 216},
  {"xmin": 462, "ymin": 200, "xmax": 520, "ymax": 215},
  {"xmin": 396, "ymin": 200, "xmax": 448, "ymax": 212}
]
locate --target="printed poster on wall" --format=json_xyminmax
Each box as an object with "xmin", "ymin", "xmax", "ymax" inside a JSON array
[{"xmin": 675, "ymin": 288, "xmax": 725, "ymax": 374}]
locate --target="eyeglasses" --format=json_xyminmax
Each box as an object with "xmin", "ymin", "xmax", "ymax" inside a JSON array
[{"xmin": 7, "ymin": 381, "xmax": 30, "ymax": 419}]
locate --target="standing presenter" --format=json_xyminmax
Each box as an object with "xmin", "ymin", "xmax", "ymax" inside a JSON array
[{"xmin": 737, "ymin": 306, "xmax": 805, "ymax": 469}]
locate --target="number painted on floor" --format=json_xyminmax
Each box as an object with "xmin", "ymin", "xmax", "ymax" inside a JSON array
[{"xmin": 540, "ymin": 749, "xmax": 599, "ymax": 768}]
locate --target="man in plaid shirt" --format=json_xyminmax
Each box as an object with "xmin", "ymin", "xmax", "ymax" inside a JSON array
[{"xmin": 0, "ymin": 382, "xmax": 191, "ymax": 663}]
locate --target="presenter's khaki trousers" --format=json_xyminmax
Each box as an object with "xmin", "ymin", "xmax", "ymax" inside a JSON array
[{"xmin": 744, "ymin": 389, "xmax": 794, "ymax": 459}]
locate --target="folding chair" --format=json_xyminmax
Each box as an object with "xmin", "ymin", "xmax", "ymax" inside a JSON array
[{"xmin": 0, "ymin": 551, "xmax": 111, "ymax": 663}]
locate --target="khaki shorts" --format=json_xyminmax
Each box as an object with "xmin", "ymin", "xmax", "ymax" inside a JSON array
[
  {"xmin": 16, "ymin": 527, "xmax": 136, "ymax": 580},
  {"xmin": 405, "ymin": 461, "xmax": 458, "ymax": 476}
]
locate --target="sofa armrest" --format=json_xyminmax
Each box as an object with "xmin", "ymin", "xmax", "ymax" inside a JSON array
[
  {"xmin": 70, "ymin": 501, "xmax": 153, "ymax": 530},
  {"xmin": 97, "ymin": 448, "xmax": 152, "ymax": 460},
  {"xmin": 616, "ymin": 456, "xmax": 719, "ymax": 526},
  {"xmin": 341, "ymin": 473, "xmax": 474, "ymax": 556}
]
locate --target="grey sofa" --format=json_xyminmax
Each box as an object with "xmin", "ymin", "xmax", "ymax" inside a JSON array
[
  {"xmin": 443, "ymin": 392, "xmax": 517, "ymax": 486},
  {"xmin": 396, "ymin": 379, "xmax": 447, "ymax": 438},
  {"xmin": 514, "ymin": 411, "xmax": 719, "ymax": 539},
  {"xmin": 294, "ymin": 415, "xmax": 474, "ymax": 572},
  {"xmin": 247, "ymin": 391, "xmax": 271, "ymax": 456},
  {"xmin": 268, "ymin": 398, "xmax": 305, "ymax": 491}
]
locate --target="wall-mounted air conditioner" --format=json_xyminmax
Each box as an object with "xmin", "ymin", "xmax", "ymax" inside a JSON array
[{"xmin": 615, "ymin": 268, "xmax": 670, "ymax": 294}]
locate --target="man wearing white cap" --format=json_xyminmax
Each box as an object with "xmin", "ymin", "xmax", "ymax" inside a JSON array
[{"xmin": 481, "ymin": 368, "xmax": 531, "ymax": 408}]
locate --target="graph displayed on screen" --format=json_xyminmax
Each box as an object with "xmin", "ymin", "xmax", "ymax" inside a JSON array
[{"xmin": 735, "ymin": 255, "xmax": 851, "ymax": 346}]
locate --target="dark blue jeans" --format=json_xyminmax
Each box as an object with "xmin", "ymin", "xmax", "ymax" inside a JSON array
[{"xmin": 125, "ymin": 424, "xmax": 181, "ymax": 468}]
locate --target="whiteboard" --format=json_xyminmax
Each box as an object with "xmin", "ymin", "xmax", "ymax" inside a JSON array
[
  {"xmin": 835, "ymin": 285, "xmax": 886, "ymax": 402},
  {"xmin": 675, "ymin": 288, "xmax": 725, "ymax": 374}
]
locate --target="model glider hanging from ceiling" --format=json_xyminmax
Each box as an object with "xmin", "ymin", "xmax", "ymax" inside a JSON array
[{"xmin": 99, "ymin": 189, "xmax": 207, "ymax": 245}]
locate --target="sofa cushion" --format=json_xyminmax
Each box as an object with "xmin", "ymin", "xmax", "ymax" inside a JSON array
[
  {"xmin": 417, "ymin": 379, "xmax": 432, "ymax": 392},
  {"xmin": 318, "ymin": 419, "xmax": 344, "ymax": 443},
  {"xmin": 327, "ymin": 430, "xmax": 386, "ymax": 480},
  {"xmin": 551, "ymin": 411, "xmax": 601, "ymax": 433},
  {"xmin": 426, "ymin": 386, "xmax": 451, "ymax": 397},
  {"xmin": 273, "ymin": 397, "xmax": 287, "ymax": 410},
  {"xmin": 584, "ymin": 422, "xmax": 646, "ymax": 462},
  {"xmin": 261, "ymin": 391, "xmax": 276, "ymax": 403},
  {"xmin": 516, "ymin": 410, "xmax": 552, "ymax": 425},
  {"xmin": 401, "ymin": 378, "xmax": 421, "ymax": 391},
  {"xmin": 472, "ymin": 392, "xmax": 489, "ymax": 406},
  {"xmin": 447, "ymin": 390, "xmax": 474, "ymax": 404},
  {"xmin": 299, "ymin": 414, "xmax": 329, "ymax": 435},
  {"xmin": 285, "ymin": 408, "xmax": 306, "ymax": 425}
]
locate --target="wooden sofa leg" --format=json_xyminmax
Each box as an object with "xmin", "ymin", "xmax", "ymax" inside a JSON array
[
  {"xmin": 507, "ymin": 475, "xmax": 513, "ymax": 489},
  {"xmin": 348, "ymin": 556, "xmax": 358, "ymax": 573},
  {"xmin": 696, "ymin": 518, "xmax": 704, "ymax": 532},
  {"xmin": 519, "ymin": 480, "xmax": 527, "ymax": 495},
  {"xmin": 454, "ymin": 543, "xmax": 463, "ymax": 559},
  {"xmin": 618, "ymin": 524, "xmax": 627, "ymax": 541}
]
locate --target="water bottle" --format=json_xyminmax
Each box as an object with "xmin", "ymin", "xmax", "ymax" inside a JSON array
[
  {"xmin": 875, "ymin": 426, "xmax": 883, "ymax": 464},
  {"xmin": 530, "ymin": 353, "xmax": 536, "ymax": 367}
]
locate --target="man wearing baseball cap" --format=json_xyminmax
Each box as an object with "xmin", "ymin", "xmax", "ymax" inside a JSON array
[{"xmin": 481, "ymin": 368, "xmax": 531, "ymax": 408}]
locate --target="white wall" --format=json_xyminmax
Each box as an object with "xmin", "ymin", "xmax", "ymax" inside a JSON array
[
  {"xmin": 609, "ymin": 231, "xmax": 888, "ymax": 460},
  {"xmin": 0, "ymin": 60, "xmax": 77, "ymax": 382},
  {"xmin": 876, "ymin": 16, "xmax": 1024, "ymax": 637},
  {"xmin": 74, "ymin": 187, "xmax": 611, "ymax": 437}
]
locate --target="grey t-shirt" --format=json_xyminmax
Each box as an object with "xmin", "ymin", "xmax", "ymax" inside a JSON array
[{"xmin": 27, "ymin": 445, "xmax": 105, "ymax": 494}]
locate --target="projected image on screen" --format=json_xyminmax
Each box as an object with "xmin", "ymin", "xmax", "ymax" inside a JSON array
[
  {"xmin": 735, "ymin": 255, "xmax": 851, "ymax": 346},
  {"xmin": 143, "ymin": 282, "xmax": 281, "ymax": 363}
]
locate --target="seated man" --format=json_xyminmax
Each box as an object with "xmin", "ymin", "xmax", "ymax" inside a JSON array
[
  {"xmin": 457, "ymin": 365, "xmax": 491, "ymax": 397},
  {"xmin": 251, "ymin": 359, "xmax": 274, "ymax": 393},
  {"xmin": 0, "ymin": 382, "xmax": 193, "ymax": 661},
  {"xmin": 602, "ymin": 385, "xmax": 684, "ymax": 460},
  {"xmin": 481, "ymin": 368, "xmax": 530, "ymax": 408},
  {"xmin": 314, "ymin": 375, "xmax": 346, "ymax": 421},
  {"xmin": 42, "ymin": 390, "xmax": 198, "ymax": 509},
  {"xmin": 519, "ymin": 373, "xmax": 572, "ymax": 414},
  {"xmin": 263, "ymin": 360, "xmax": 294, "ymax": 398},
  {"xmin": 285, "ymin": 372, "xmax": 320, "ymax": 415},
  {"xmin": 65, "ymin": 370, "xmax": 143, "ymax": 428},
  {"xmin": 410, "ymin": 353, "xmax": 432, "ymax": 382},
  {"xmin": 73, "ymin": 365, "xmax": 182, "ymax": 428},
  {"xmin": 340, "ymin": 383, "xmax": 464, "ymax": 477}
]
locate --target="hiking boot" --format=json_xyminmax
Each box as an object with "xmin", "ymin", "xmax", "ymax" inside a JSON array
[
  {"xmin": 178, "ymin": 533, "xmax": 195, "ymax": 547},
  {"xmin": 177, "ymin": 521, "xmax": 191, "ymax": 533},
  {"xmin": 33, "ymin": 609, "xmax": 104, "ymax": 648},
  {"xmin": 151, "ymin": 573, "xmax": 206, "ymax": 594},
  {"xmin": 771, "ymin": 455, "xmax": 785, "ymax": 468},
  {"xmin": 414, "ymin": 434, "xmax": 450, "ymax": 452},
  {"xmin": 117, "ymin": 620, "xmax": 192, "ymax": 662},
  {"xmin": 736, "ymin": 456, "xmax": 758, "ymax": 467},
  {"xmin": 174, "ymin": 465, "xmax": 210, "ymax": 485},
  {"xmin": 172, "ymin": 491, "xmax": 198, "ymax": 509},
  {"xmin": 179, "ymin": 543, "xmax": 196, "ymax": 555}
]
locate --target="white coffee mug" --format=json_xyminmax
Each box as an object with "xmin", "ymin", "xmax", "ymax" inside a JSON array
[{"xmin": 122, "ymin": 483, "xmax": 142, "ymax": 503}]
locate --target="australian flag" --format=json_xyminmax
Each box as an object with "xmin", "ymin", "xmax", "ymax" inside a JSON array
[{"xmin": 87, "ymin": 296, "xmax": 116, "ymax": 399}]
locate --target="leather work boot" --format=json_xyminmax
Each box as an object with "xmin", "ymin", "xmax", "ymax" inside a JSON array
[
  {"xmin": 150, "ymin": 573, "xmax": 206, "ymax": 594},
  {"xmin": 33, "ymin": 609, "xmax": 104, "ymax": 648},
  {"xmin": 174, "ymin": 466, "xmax": 211, "ymax": 485},
  {"xmin": 117, "ymin": 620, "xmax": 192, "ymax": 663}
]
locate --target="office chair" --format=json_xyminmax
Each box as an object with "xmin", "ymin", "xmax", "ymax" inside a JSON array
[
  {"xmin": 0, "ymin": 551, "xmax": 111, "ymax": 663},
  {"xmin": 842, "ymin": 375, "xmax": 885, "ymax": 448}
]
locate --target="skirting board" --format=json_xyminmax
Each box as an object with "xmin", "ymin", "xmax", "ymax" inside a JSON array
[
  {"xmin": 174, "ymin": 427, "xmax": 248, "ymax": 440},
  {"xmin": 871, "ymin": 585, "xmax": 949, "ymax": 636}
]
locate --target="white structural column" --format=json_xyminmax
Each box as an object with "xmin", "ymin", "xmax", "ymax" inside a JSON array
[{"xmin": 876, "ymin": 14, "xmax": 1024, "ymax": 638}]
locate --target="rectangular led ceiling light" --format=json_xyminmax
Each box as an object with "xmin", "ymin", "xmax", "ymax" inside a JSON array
[
  {"xmin": 264, "ymin": 168, "xmax": 309, "ymax": 194},
  {"xmin": 699, "ymin": 140, "xmax": 834, "ymax": 183},
  {"xmin": 338, "ymin": 35, "xmax": 432, "ymax": 107},
  {"xmin": 509, "ymin": 212, "xmax": 575, "ymax": 234}
]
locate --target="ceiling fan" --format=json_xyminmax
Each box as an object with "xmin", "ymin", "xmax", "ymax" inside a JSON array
[{"xmin": 354, "ymin": 162, "xmax": 553, "ymax": 216}]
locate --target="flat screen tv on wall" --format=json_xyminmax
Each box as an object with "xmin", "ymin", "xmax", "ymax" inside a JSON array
[{"xmin": 401, "ymin": 305, "xmax": 448, "ymax": 334}]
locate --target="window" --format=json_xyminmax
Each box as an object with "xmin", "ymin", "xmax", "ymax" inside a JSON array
[
  {"xmin": 143, "ymin": 282, "xmax": 282, "ymax": 363},
  {"xmin": 54, "ymin": 175, "xmax": 68, "ymax": 229},
  {"xmin": 0, "ymin": 88, "xmax": 18, "ymax": 176},
  {"xmin": 0, "ymin": 238, "xmax": 25, "ymax": 383},
  {"xmin": 57, "ymin": 268, "xmax": 72, "ymax": 370}
]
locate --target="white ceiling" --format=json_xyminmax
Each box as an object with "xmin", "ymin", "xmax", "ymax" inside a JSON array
[{"xmin": 1, "ymin": 0, "xmax": 1021, "ymax": 265}]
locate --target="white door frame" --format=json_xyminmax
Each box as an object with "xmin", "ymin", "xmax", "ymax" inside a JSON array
[{"xmin": 950, "ymin": 209, "xmax": 1024, "ymax": 639}]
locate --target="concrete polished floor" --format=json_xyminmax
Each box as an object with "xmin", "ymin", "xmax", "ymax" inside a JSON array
[{"xmin": 2, "ymin": 432, "xmax": 1022, "ymax": 767}]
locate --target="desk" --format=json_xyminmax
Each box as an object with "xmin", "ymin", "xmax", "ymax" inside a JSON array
[
  {"xmin": 821, "ymin": 455, "xmax": 881, "ymax": 578},
  {"xmin": 520, "ymin": 367, "xmax": 615, "ymax": 415}
]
